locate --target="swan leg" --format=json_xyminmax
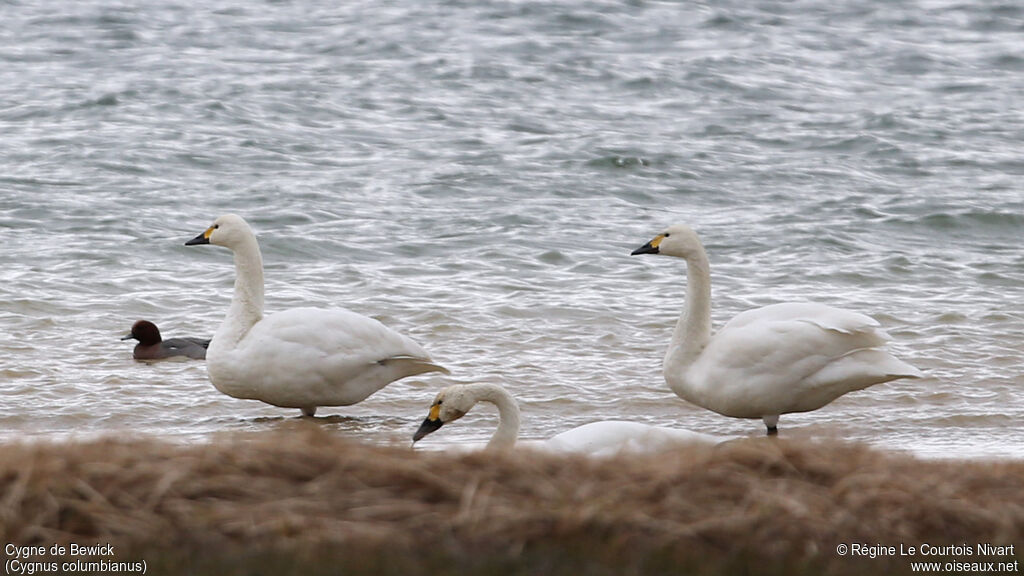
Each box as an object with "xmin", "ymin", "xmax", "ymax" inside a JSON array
[
  {"xmin": 763, "ymin": 415, "xmax": 779, "ymax": 436},
  {"xmin": 301, "ymin": 406, "xmax": 317, "ymax": 417}
]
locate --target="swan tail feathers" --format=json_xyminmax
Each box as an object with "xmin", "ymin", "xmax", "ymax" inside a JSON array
[
  {"xmin": 846, "ymin": 348, "xmax": 923, "ymax": 379},
  {"xmin": 377, "ymin": 356, "xmax": 451, "ymax": 377},
  {"xmin": 806, "ymin": 349, "xmax": 923, "ymax": 395}
]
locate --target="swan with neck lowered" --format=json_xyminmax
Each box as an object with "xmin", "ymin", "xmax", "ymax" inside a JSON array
[
  {"xmin": 185, "ymin": 214, "xmax": 448, "ymax": 416},
  {"xmin": 412, "ymin": 383, "xmax": 718, "ymax": 455},
  {"xmin": 631, "ymin": 224, "xmax": 922, "ymax": 436}
]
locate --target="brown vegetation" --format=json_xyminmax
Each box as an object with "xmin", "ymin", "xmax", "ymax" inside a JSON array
[{"xmin": 0, "ymin": 429, "xmax": 1020, "ymax": 575}]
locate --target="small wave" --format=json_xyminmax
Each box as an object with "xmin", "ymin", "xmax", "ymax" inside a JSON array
[
  {"xmin": 584, "ymin": 155, "xmax": 652, "ymax": 169},
  {"xmin": 918, "ymin": 210, "xmax": 1024, "ymax": 231}
]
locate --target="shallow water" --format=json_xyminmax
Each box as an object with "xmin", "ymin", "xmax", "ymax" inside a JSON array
[{"xmin": 1, "ymin": 0, "xmax": 1022, "ymax": 458}]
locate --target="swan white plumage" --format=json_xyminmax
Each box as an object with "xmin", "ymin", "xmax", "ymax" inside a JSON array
[
  {"xmin": 185, "ymin": 214, "xmax": 448, "ymax": 416},
  {"xmin": 412, "ymin": 383, "xmax": 719, "ymax": 455},
  {"xmin": 631, "ymin": 224, "xmax": 923, "ymax": 435}
]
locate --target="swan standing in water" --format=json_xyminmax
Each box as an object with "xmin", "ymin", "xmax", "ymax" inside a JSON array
[
  {"xmin": 631, "ymin": 224, "xmax": 922, "ymax": 436},
  {"xmin": 185, "ymin": 214, "xmax": 448, "ymax": 416},
  {"xmin": 413, "ymin": 383, "xmax": 718, "ymax": 455}
]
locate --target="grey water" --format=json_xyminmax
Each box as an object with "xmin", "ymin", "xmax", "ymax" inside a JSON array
[{"xmin": 1, "ymin": 0, "xmax": 1022, "ymax": 458}]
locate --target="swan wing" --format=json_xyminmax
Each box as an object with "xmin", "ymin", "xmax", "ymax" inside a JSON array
[
  {"xmin": 721, "ymin": 302, "xmax": 885, "ymax": 337},
  {"xmin": 256, "ymin": 307, "xmax": 432, "ymax": 362},
  {"xmin": 544, "ymin": 421, "xmax": 719, "ymax": 456},
  {"xmin": 222, "ymin": 307, "xmax": 446, "ymax": 407},
  {"xmin": 690, "ymin": 304, "xmax": 917, "ymax": 417}
]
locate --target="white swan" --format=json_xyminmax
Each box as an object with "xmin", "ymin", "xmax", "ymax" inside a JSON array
[
  {"xmin": 185, "ymin": 214, "xmax": 448, "ymax": 416},
  {"xmin": 412, "ymin": 383, "xmax": 719, "ymax": 455},
  {"xmin": 631, "ymin": 224, "xmax": 923, "ymax": 435}
]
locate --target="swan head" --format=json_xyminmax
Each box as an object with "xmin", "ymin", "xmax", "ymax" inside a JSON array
[
  {"xmin": 412, "ymin": 385, "xmax": 474, "ymax": 442},
  {"xmin": 185, "ymin": 214, "xmax": 254, "ymax": 249},
  {"xmin": 631, "ymin": 224, "xmax": 703, "ymax": 260}
]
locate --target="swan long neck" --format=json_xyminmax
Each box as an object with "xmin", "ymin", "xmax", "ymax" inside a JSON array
[
  {"xmin": 469, "ymin": 384, "xmax": 521, "ymax": 450},
  {"xmin": 666, "ymin": 247, "xmax": 713, "ymax": 379},
  {"xmin": 218, "ymin": 235, "xmax": 265, "ymax": 347}
]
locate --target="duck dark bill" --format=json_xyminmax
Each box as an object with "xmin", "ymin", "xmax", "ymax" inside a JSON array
[{"xmin": 413, "ymin": 417, "xmax": 444, "ymax": 442}]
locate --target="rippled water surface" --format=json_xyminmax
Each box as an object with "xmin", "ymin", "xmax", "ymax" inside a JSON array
[{"xmin": 2, "ymin": 0, "xmax": 1022, "ymax": 458}]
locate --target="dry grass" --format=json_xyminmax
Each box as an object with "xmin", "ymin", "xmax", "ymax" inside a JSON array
[{"xmin": 0, "ymin": 429, "xmax": 1020, "ymax": 575}]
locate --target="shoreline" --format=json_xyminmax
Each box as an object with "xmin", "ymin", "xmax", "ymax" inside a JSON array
[{"xmin": 0, "ymin": 429, "xmax": 1020, "ymax": 575}]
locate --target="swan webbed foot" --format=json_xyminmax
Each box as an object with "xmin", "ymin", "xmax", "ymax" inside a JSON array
[
  {"xmin": 762, "ymin": 415, "xmax": 779, "ymax": 436},
  {"xmin": 766, "ymin": 425, "xmax": 778, "ymax": 436},
  {"xmin": 301, "ymin": 406, "xmax": 317, "ymax": 417}
]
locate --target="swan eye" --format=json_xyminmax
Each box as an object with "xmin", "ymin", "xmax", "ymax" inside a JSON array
[
  {"xmin": 214, "ymin": 224, "xmax": 220, "ymax": 229},
  {"xmin": 648, "ymin": 233, "xmax": 668, "ymax": 249},
  {"xmin": 663, "ymin": 232, "xmax": 670, "ymax": 237}
]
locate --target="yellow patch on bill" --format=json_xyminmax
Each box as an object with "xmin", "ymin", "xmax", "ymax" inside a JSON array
[
  {"xmin": 203, "ymin": 226, "xmax": 216, "ymax": 239},
  {"xmin": 428, "ymin": 404, "xmax": 441, "ymax": 421},
  {"xmin": 649, "ymin": 234, "xmax": 666, "ymax": 248}
]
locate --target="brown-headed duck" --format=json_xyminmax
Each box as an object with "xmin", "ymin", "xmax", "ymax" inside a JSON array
[{"xmin": 122, "ymin": 320, "xmax": 210, "ymax": 360}]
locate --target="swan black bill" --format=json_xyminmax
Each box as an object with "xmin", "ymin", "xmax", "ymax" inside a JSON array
[
  {"xmin": 185, "ymin": 232, "xmax": 210, "ymax": 246},
  {"xmin": 631, "ymin": 241, "xmax": 660, "ymax": 255},
  {"xmin": 413, "ymin": 417, "xmax": 444, "ymax": 442}
]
